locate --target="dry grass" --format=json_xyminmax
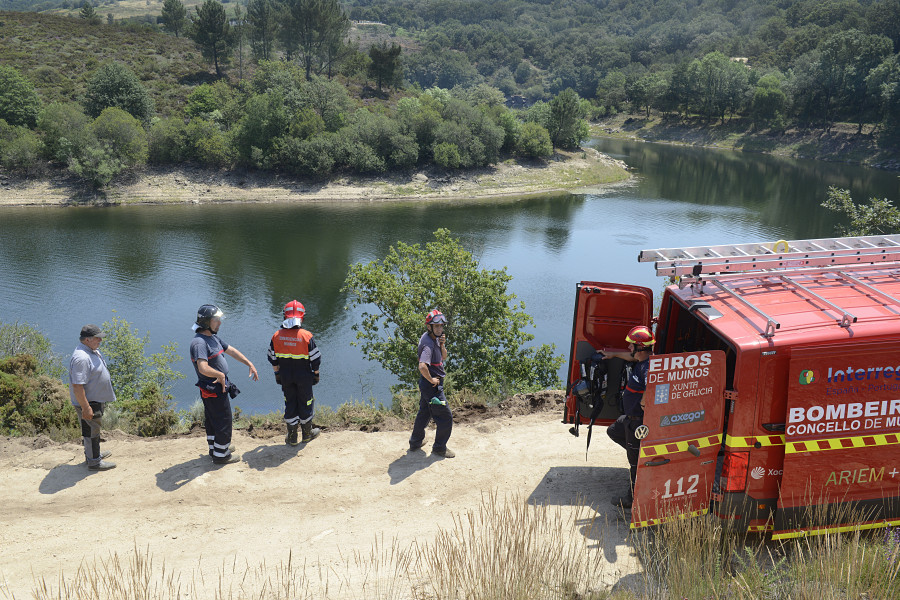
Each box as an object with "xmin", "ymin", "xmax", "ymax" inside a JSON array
[{"xmin": 9, "ymin": 497, "xmax": 900, "ymax": 600}]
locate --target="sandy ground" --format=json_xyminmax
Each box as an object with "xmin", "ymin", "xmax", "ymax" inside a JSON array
[
  {"xmin": 0, "ymin": 406, "xmax": 642, "ymax": 598},
  {"xmin": 0, "ymin": 149, "xmax": 630, "ymax": 207}
]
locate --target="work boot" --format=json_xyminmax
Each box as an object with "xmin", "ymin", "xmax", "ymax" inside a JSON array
[
  {"xmin": 409, "ymin": 440, "xmax": 426, "ymax": 451},
  {"xmin": 212, "ymin": 453, "xmax": 239, "ymax": 465},
  {"xmin": 433, "ymin": 448, "xmax": 456, "ymax": 458},
  {"xmin": 88, "ymin": 460, "xmax": 117, "ymax": 471},
  {"xmin": 285, "ymin": 424, "xmax": 300, "ymax": 446},
  {"xmin": 301, "ymin": 422, "xmax": 320, "ymax": 443},
  {"xmin": 86, "ymin": 451, "xmax": 112, "ymax": 464}
]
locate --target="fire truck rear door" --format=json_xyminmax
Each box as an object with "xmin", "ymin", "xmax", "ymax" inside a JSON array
[
  {"xmin": 566, "ymin": 281, "xmax": 653, "ymax": 424},
  {"xmin": 631, "ymin": 350, "xmax": 727, "ymax": 529},
  {"xmin": 773, "ymin": 344, "xmax": 900, "ymax": 539}
]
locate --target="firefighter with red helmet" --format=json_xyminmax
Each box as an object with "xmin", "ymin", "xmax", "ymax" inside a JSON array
[
  {"xmin": 601, "ymin": 325, "xmax": 655, "ymax": 508},
  {"xmin": 268, "ymin": 300, "xmax": 322, "ymax": 445},
  {"xmin": 409, "ymin": 309, "xmax": 455, "ymax": 457}
]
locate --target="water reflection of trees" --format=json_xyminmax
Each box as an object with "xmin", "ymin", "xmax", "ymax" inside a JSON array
[
  {"xmin": 597, "ymin": 139, "xmax": 899, "ymax": 239},
  {"xmin": 190, "ymin": 196, "xmax": 586, "ymax": 333}
]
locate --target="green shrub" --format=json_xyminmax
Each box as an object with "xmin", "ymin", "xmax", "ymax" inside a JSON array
[
  {"xmin": 116, "ymin": 382, "xmax": 178, "ymax": 436},
  {"xmin": 37, "ymin": 103, "xmax": 91, "ymax": 163},
  {"xmin": 433, "ymin": 141, "xmax": 461, "ymax": 168},
  {"xmin": 0, "ymin": 355, "xmax": 78, "ymax": 440},
  {"xmin": 0, "ymin": 320, "xmax": 65, "ymax": 379},
  {"xmin": 68, "ymin": 142, "xmax": 124, "ymax": 188},
  {"xmin": 83, "ymin": 62, "xmax": 155, "ymax": 125},
  {"xmin": 0, "ymin": 125, "xmax": 42, "ymax": 175},
  {"xmin": 99, "ymin": 317, "xmax": 183, "ymax": 437},
  {"xmin": 148, "ymin": 117, "xmax": 187, "ymax": 163},
  {"xmin": 184, "ymin": 118, "xmax": 234, "ymax": 166},
  {"xmin": 0, "ymin": 65, "xmax": 41, "ymax": 128},
  {"xmin": 516, "ymin": 121, "xmax": 552, "ymax": 158},
  {"xmin": 89, "ymin": 107, "xmax": 149, "ymax": 166}
]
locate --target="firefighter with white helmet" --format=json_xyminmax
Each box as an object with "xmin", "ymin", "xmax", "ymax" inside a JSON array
[
  {"xmin": 601, "ymin": 325, "xmax": 655, "ymax": 508},
  {"xmin": 409, "ymin": 309, "xmax": 455, "ymax": 457},
  {"xmin": 190, "ymin": 304, "xmax": 259, "ymax": 464},
  {"xmin": 268, "ymin": 300, "xmax": 322, "ymax": 445}
]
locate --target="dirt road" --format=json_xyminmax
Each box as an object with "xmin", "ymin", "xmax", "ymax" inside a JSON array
[{"xmin": 0, "ymin": 410, "xmax": 641, "ymax": 598}]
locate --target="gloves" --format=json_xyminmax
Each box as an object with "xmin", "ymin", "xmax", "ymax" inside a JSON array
[
  {"xmin": 312, "ymin": 372, "xmax": 320, "ymax": 385},
  {"xmin": 274, "ymin": 372, "xmax": 282, "ymax": 386}
]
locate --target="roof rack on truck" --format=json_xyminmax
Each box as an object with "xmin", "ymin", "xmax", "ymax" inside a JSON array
[{"xmin": 638, "ymin": 234, "xmax": 900, "ymax": 338}]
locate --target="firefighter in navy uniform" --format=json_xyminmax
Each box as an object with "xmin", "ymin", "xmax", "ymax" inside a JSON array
[
  {"xmin": 268, "ymin": 300, "xmax": 322, "ymax": 445},
  {"xmin": 602, "ymin": 325, "xmax": 655, "ymax": 509}
]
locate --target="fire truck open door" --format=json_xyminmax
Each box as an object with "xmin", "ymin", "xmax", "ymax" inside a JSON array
[
  {"xmin": 772, "ymin": 346, "xmax": 900, "ymax": 540},
  {"xmin": 631, "ymin": 350, "xmax": 727, "ymax": 529},
  {"xmin": 565, "ymin": 281, "xmax": 653, "ymax": 425}
]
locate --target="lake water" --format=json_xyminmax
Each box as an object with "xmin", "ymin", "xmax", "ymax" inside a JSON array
[{"xmin": 1, "ymin": 138, "xmax": 898, "ymax": 413}]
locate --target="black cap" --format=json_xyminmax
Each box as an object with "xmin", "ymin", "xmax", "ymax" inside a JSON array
[{"xmin": 79, "ymin": 324, "xmax": 105, "ymax": 339}]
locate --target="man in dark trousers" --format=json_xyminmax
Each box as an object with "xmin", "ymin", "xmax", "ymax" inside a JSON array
[
  {"xmin": 190, "ymin": 304, "xmax": 258, "ymax": 464},
  {"xmin": 69, "ymin": 324, "xmax": 117, "ymax": 471},
  {"xmin": 268, "ymin": 300, "xmax": 322, "ymax": 445},
  {"xmin": 409, "ymin": 309, "xmax": 454, "ymax": 458},
  {"xmin": 602, "ymin": 325, "xmax": 655, "ymax": 508}
]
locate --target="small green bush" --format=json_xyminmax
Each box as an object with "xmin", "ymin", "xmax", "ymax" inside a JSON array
[
  {"xmin": 516, "ymin": 121, "xmax": 553, "ymax": 158},
  {"xmin": 433, "ymin": 141, "xmax": 461, "ymax": 168},
  {"xmin": 0, "ymin": 355, "xmax": 78, "ymax": 440},
  {"xmin": 0, "ymin": 320, "xmax": 65, "ymax": 379},
  {"xmin": 37, "ymin": 103, "xmax": 91, "ymax": 163},
  {"xmin": 148, "ymin": 117, "xmax": 187, "ymax": 163},
  {"xmin": 0, "ymin": 65, "xmax": 42, "ymax": 128},
  {"xmin": 83, "ymin": 62, "xmax": 155, "ymax": 125},
  {"xmin": 99, "ymin": 316, "xmax": 183, "ymax": 437}
]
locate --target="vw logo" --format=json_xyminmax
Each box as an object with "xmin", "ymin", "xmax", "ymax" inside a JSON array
[{"xmin": 634, "ymin": 425, "xmax": 650, "ymax": 440}]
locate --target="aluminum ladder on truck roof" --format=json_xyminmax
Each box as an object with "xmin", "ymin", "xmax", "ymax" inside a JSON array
[{"xmin": 638, "ymin": 234, "xmax": 900, "ymax": 338}]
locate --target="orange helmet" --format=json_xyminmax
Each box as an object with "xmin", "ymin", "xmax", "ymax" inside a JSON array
[
  {"xmin": 626, "ymin": 325, "xmax": 655, "ymax": 350},
  {"xmin": 282, "ymin": 300, "xmax": 305, "ymax": 328},
  {"xmin": 425, "ymin": 309, "xmax": 447, "ymax": 325}
]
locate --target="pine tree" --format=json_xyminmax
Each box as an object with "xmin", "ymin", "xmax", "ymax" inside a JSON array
[
  {"xmin": 161, "ymin": 0, "xmax": 187, "ymax": 37},
  {"xmin": 189, "ymin": 0, "xmax": 232, "ymax": 77}
]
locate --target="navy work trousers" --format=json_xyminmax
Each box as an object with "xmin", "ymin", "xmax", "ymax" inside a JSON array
[
  {"xmin": 607, "ymin": 414, "xmax": 641, "ymax": 490},
  {"xmin": 410, "ymin": 377, "xmax": 453, "ymax": 452},
  {"xmin": 281, "ymin": 373, "xmax": 315, "ymax": 426},
  {"xmin": 203, "ymin": 391, "xmax": 233, "ymax": 459}
]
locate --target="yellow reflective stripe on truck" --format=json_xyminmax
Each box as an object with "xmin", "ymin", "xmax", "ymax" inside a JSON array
[
  {"xmin": 785, "ymin": 432, "xmax": 900, "ymax": 454},
  {"xmin": 771, "ymin": 518, "xmax": 900, "ymax": 540},
  {"xmin": 724, "ymin": 434, "xmax": 785, "ymax": 449},
  {"xmin": 639, "ymin": 434, "xmax": 722, "ymax": 458},
  {"xmin": 630, "ymin": 507, "xmax": 708, "ymax": 529}
]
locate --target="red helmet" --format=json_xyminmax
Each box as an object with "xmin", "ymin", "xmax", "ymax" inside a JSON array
[
  {"xmin": 425, "ymin": 309, "xmax": 447, "ymax": 325},
  {"xmin": 626, "ymin": 325, "xmax": 655, "ymax": 349},
  {"xmin": 282, "ymin": 300, "xmax": 305, "ymax": 328}
]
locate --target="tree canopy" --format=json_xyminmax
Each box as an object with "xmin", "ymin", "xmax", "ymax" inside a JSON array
[{"xmin": 342, "ymin": 228, "xmax": 563, "ymax": 394}]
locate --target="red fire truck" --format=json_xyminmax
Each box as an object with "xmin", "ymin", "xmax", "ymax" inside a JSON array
[{"xmin": 564, "ymin": 235, "xmax": 900, "ymax": 538}]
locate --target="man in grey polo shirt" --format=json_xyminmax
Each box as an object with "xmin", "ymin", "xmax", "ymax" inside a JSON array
[{"xmin": 69, "ymin": 324, "xmax": 117, "ymax": 471}]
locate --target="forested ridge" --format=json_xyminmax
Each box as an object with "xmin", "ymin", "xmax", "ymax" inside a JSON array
[{"xmin": 0, "ymin": 0, "xmax": 898, "ymax": 190}]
